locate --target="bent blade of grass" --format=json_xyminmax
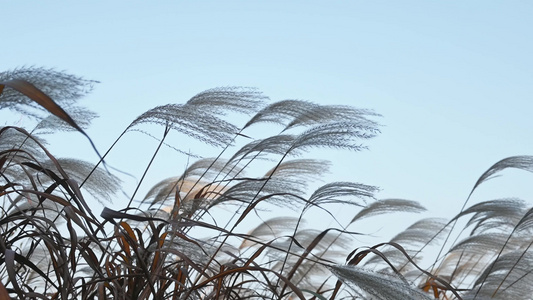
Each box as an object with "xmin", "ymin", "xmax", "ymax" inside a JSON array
[
  {"xmin": 0, "ymin": 79, "xmax": 80, "ymax": 131},
  {"xmin": 4, "ymin": 249, "xmax": 23, "ymax": 297},
  {"xmin": 0, "ymin": 79, "xmax": 103, "ymax": 160}
]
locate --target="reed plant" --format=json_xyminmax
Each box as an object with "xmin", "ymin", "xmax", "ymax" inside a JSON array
[{"xmin": 1, "ymin": 67, "xmax": 532, "ymax": 299}]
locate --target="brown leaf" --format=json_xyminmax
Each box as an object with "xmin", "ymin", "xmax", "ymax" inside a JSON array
[
  {"xmin": 0, "ymin": 79, "xmax": 104, "ymax": 162},
  {"xmin": 0, "ymin": 79, "xmax": 83, "ymax": 132},
  {"xmin": 0, "ymin": 281, "xmax": 10, "ymax": 299}
]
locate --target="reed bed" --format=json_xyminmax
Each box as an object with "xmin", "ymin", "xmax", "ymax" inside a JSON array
[{"xmin": 1, "ymin": 67, "xmax": 532, "ymax": 299}]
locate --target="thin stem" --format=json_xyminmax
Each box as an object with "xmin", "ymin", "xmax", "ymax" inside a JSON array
[{"xmin": 127, "ymin": 124, "xmax": 170, "ymax": 209}]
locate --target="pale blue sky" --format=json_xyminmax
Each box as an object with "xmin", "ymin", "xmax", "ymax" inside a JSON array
[{"xmin": 3, "ymin": 1, "xmax": 533, "ymax": 235}]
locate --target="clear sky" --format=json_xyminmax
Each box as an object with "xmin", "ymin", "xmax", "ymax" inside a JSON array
[{"xmin": 3, "ymin": 1, "xmax": 533, "ymax": 238}]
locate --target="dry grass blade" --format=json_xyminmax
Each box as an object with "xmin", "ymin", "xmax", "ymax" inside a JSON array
[
  {"xmin": 0, "ymin": 79, "xmax": 86, "ymax": 135},
  {"xmin": 4, "ymin": 249, "xmax": 23, "ymax": 297},
  {"xmin": 0, "ymin": 74, "xmax": 103, "ymax": 163},
  {"xmin": 101, "ymin": 207, "xmax": 169, "ymax": 224}
]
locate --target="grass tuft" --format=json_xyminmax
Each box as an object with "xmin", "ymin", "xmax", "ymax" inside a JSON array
[{"xmin": 1, "ymin": 67, "xmax": 532, "ymax": 299}]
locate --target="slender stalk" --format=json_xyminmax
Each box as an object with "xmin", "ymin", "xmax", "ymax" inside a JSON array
[{"xmin": 126, "ymin": 124, "xmax": 170, "ymax": 209}]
